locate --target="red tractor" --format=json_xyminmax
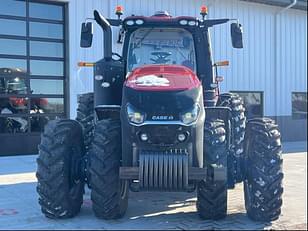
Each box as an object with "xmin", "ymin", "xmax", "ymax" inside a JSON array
[
  {"xmin": 0, "ymin": 68, "xmax": 49, "ymax": 133},
  {"xmin": 36, "ymin": 6, "xmax": 283, "ymax": 222}
]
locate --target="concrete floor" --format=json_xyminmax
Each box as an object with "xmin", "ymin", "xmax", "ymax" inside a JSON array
[{"xmin": 0, "ymin": 142, "xmax": 306, "ymax": 230}]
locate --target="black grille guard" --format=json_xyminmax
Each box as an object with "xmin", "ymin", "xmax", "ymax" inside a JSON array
[{"xmin": 120, "ymin": 150, "xmax": 227, "ymax": 192}]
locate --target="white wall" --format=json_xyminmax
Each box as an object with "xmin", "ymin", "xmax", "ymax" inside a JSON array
[{"xmin": 66, "ymin": 0, "xmax": 307, "ymax": 118}]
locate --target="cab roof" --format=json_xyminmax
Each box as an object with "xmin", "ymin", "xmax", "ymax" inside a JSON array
[{"xmin": 123, "ymin": 11, "xmax": 198, "ymax": 29}]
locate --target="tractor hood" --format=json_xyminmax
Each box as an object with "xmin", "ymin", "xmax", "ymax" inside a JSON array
[
  {"xmin": 122, "ymin": 65, "xmax": 203, "ymax": 122},
  {"xmin": 125, "ymin": 65, "xmax": 200, "ymax": 92}
]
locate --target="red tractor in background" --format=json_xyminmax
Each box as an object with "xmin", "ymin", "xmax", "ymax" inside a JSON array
[
  {"xmin": 0, "ymin": 68, "xmax": 49, "ymax": 133},
  {"xmin": 36, "ymin": 6, "xmax": 283, "ymax": 222}
]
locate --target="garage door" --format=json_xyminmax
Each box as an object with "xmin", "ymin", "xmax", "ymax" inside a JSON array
[{"xmin": 0, "ymin": 0, "xmax": 68, "ymax": 156}]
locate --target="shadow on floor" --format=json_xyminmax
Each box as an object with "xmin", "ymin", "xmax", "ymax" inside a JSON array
[{"xmin": 81, "ymin": 191, "xmax": 272, "ymax": 230}]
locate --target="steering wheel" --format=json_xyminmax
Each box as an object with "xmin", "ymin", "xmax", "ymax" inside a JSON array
[
  {"xmin": 112, "ymin": 52, "xmax": 122, "ymax": 61},
  {"xmin": 150, "ymin": 51, "xmax": 172, "ymax": 64}
]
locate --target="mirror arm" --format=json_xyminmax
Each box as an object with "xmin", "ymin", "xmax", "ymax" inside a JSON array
[
  {"xmin": 202, "ymin": 18, "xmax": 229, "ymax": 27},
  {"xmin": 228, "ymin": 18, "xmax": 240, "ymax": 25},
  {"xmin": 85, "ymin": 17, "xmax": 122, "ymax": 27}
]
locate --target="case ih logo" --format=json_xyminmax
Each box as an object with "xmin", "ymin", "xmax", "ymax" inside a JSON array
[
  {"xmin": 132, "ymin": 75, "xmax": 170, "ymax": 87},
  {"xmin": 152, "ymin": 115, "xmax": 174, "ymax": 120}
]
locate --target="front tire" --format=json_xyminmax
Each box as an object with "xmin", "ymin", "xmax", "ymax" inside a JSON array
[
  {"xmin": 244, "ymin": 118, "xmax": 283, "ymax": 222},
  {"xmin": 36, "ymin": 119, "xmax": 85, "ymax": 218},
  {"xmin": 197, "ymin": 119, "xmax": 228, "ymax": 220},
  {"xmin": 89, "ymin": 119, "xmax": 128, "ymax": 219}
]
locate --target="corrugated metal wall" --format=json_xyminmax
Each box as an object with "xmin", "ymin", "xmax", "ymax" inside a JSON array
[{"xmin": 67, "ymin": 0, "xmax": 307, "ymax": 118}]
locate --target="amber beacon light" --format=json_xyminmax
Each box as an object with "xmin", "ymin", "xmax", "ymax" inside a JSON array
[
  {"xmin": 200, "ymin": 5, "xmax": 208, "ymax": 19},
  {"xmin": 115, "ymin": 5, "xmax": 124, "ymax": 18}
]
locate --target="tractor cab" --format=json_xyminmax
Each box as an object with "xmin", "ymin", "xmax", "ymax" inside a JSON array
[
  {"xmin": 79, "ymin": 7, "xmax": 243, "ymax": 116},
  {"xmin": 122, "ymin": 12, "xmax": 200, "ymax": 74}
]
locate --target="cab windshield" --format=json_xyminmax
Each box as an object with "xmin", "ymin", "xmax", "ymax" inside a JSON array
[{"xmin": 127, "ymin": 28, "xmax": 196, "ymax": 72}]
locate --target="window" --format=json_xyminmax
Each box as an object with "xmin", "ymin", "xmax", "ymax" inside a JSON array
[
  {"xmin": 0, "ymin": 39, "xmax": 27, "ymax": 56},
  {"xmin": 30, "ymin": 60, "xmax": 64, "ymax": 76},
  {"xmin": 292, "ymin": 92, "xmax": 307, "ymax": 120},
  {"xmin": 30, "ymin": 22, "xmax": 63, "ymax": 39},
  {"xmin": 0, "ymin": 0, "xmax": 67, "ymax": 136},
  {"xmin": 0, "ymin": 0, "xmax": 26, "ymax": 17},
  {"xmin": 232, "ymin": 91, "xmax": 264, "ymax": 119},
  {"xmin": 127, "ymin": 28, "xmax": 196, "ymax": 72},
  {"xmin": 29, "ymin": 2, "xmax": 63, "ymax": 20},
  {"xmin": 30, "ymin": 79, "xmax": 63, "ymax": 95},
  {"xmin": 0, "ymin": 58, "xmax": 27, "ymax": 70},
  {"xmin": 0, "ymin": 19, "xmax": 26, "ymax": 36},
  {"xmin": 30, "ymin": 41, "xmax": 63, "ymax": 58}
]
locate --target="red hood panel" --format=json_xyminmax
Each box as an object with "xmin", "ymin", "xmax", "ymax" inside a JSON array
[{"xmin": 125, "ymin": 65, "xmax": 200, "ymax": 91}]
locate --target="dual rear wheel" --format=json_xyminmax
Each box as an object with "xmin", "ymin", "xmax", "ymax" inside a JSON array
[
  {"xmin": 197, "ymin": 93, "xmax": 282, "ymax": 221},
  {"xmin": 37, "ymin": 93, "xmax": 128, "ymax": 220},
  {"xmin": 36, "ymin": 119, "xmax": 85, "ymax": 218},
  {"xmin": 36, "ymin": 118, "xmax": 128, "ymax": 219},
  {"xmin": 244, "ymin": 118, "xmax": 283, "ymax": 221},
  {"xmin": 196, "ymin": 116, "xmax": 283, "ymax": 221}
]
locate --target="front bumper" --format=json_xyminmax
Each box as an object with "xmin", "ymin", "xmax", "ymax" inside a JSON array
[{"xmin": 119, "ymin": 150, "xmax": 227, "ymax": 192}]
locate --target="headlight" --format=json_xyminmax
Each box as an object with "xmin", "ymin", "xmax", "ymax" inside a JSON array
[
  {"xmin": 180, "ymin": 104, "xmax": 200, "ymax": 125},
  {"xmin": 126, "ymin": 104, "xmax": 145, "ymax": 124}
]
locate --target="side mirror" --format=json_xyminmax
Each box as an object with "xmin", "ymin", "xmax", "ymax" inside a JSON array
[
  {"xmin": 80, "ymin": 22, "xmax": 93, "ymax": 48},
  {"xmin": 231, "ymin": 23, "xmax": 243, "ymax": 49}
]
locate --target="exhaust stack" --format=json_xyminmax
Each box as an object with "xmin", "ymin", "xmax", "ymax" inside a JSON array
[{"xmin": 94, "ymin": 10, "xmax": 112, "ymax": 60}]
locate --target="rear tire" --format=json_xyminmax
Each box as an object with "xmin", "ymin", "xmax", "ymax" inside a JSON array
[
  {"xmin": 36, "ymin": 119, "xmax": 85, "ymax": 219},
  {"xmin": 89, "ymin": 119, "xmax": 128, "ymax": 219},
  {"xmin": 244, "ymin": 118, "xmax": 283, "ymax": 222},
  {"xmin": 217, "ymin": 93, "xmax": 246, "ymax": 185},
  {"xmin": 197, "ymin": 119, "xmax": 228, "ymax": 220},
  {"xmin": 76, "ymin": 93, "xmax": 94, "ymax": 153},
  {"xmin": 76, "ymin": 93, "xmax": 94, "ymax": 186}
]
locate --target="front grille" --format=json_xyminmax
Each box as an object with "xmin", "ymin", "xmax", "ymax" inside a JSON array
[
  {"xmin": 150, "ymin": 126, "xmax": 177, "ymax": 145},
  {"xmin": 139, "ymin": 150, "xmax": 189, "ymax": 191},
  {"xmin": 141, "ymin": 125, "xmax": 182, "ymax": 146}
]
